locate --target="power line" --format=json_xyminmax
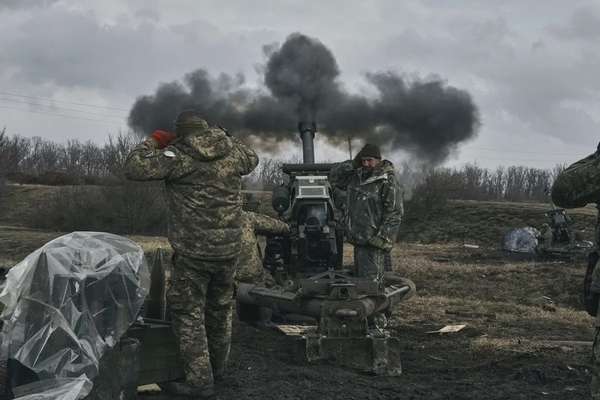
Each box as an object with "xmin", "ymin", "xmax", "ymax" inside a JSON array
[
  {"xmin": 0, "ymin": 105, "xmax": 123, "ymax": 127},
  {"xmin": 0, "ymin": 91, "xmax": 130, "ymax": 112},
  {"xmin": 0, "ymin": 97, "xmax": 126, "ymax": 120}
]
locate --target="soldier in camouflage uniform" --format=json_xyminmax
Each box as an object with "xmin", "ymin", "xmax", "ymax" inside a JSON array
[
  {"xmin": 124, "ymin": 110, "xmax": 258, "ymax": 398},
  {"xmin": 551, "ymin": 147, "xmax": 600, "ymax": 399},
  {"xmin": 329, "ymin": 143, "xmax": 403, "ymax": 284},
  {"xmin": 236, "ymin": 194, "xmax": 290, "ymax": 286}
]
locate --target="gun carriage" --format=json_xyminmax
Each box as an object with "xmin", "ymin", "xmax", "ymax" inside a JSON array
[{"xmin": 236, "ymin": 122, "xmax": 415, "ymax": 375}]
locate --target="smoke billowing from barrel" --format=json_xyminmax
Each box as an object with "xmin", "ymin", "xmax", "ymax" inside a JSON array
[
  {"xmin": 264, "ymin": 33, "xmax": 339, "ymax": 122},
  {"xmin": 128, "ymin": 33, "xmax": 479, "ymax": 164}
]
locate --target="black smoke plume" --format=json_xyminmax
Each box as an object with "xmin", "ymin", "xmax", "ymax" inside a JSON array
[
  {"xmin": 264, "ymin": 33, "xmax": 339, "ymax": 122},
  {"xmin": 128, "ymin": 33, "xmax": 479, "ymax": 164}
]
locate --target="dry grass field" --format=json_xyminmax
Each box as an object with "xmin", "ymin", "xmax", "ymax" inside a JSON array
[
  {"xmin": 400, "ymin": 199, "xmax": 598, "ymax": 245},
  {"xmin": 0, "ymin": 184, "xmax": 594, "ymax": 399},
  {"xmin": 211, "ymin": 244, "xmax": 591, "ymax": 400}
]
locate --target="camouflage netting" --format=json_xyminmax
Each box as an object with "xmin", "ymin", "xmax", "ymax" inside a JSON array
[{"xmin": 0, "ymin": 232, "xmax": 150, "ymax": 400}]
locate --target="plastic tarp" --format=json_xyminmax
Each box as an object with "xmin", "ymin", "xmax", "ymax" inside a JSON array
[
  {"xmin": 503, "ymin": 227, "xmax": 540, "ymax": 254},
  {"xmin": 11, "ymin": 378, "xmax": 92, "ymax": 400},
  {"xmin": 0, "ymin": 232, "xmax": 150, "ymax": 399}
]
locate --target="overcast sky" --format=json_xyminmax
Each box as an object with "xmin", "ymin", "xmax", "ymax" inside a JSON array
[{"xmin": 1, "ymin": 0, "xmax": 599, "ymax": 169}]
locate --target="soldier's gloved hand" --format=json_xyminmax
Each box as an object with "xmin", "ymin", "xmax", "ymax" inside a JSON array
[
  {"xmin": 150, "ymin": 130, "xmax": 177, "ymax": 149},
  {"xmin": 368, "ymin": 235, "xmax": 392, "ymax": 251}
]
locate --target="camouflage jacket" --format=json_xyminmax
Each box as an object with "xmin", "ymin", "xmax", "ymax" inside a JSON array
[
  {"xmin": 236, "ymin": 211, "xmax": 289, "ymax": 283},
  {"xmin": 124, "ymin": 127, "xmax": 258, "ymax": 260},
  {"xmin": 552, "ymin": 152, "xmax": 600, "ymax": 322},
  {"xmin": 552, "ymin": 152, "xmax": 600, "ymax": 209},
  {"xmin": 552, "ymin": 152, "xmax": 600, "ymax": 244},
  {"xmin": 329, "ymin": 159, "xmax": 403, "ymax": 251}
]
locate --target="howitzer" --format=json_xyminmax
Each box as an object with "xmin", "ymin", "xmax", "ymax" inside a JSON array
[{"xmin": 236, "ymin": 121, "xmax": 415, "ymax": 375}]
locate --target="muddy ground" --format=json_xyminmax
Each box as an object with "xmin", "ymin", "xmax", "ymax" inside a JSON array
[
  {"xmin": 0, "ymin": 227, "xmax": 593, "ymax": 399},
  {"xmin": 146, "ymin": 242, "xmax": 592, "ymax": 399}
]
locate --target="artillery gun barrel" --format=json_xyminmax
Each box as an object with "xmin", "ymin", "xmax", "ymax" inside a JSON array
[{"xmin": 298, "ymin": 121, "xmax": 316, "ymax": 164}]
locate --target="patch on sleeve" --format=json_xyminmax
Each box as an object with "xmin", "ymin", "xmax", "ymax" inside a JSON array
[{"xmin": 163, "ymin": 150, "xmax": 176, "ymax": 158}]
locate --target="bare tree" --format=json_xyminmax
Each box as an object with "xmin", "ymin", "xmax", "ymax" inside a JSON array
[
  {"xmin": 61, "ymin": 140, "xmax": 84, "ymax": 177},
  {"xmin": 244, "ymin": 157, "xmax": 288, "ymax": 189},
  {"xmin": 0, "ymin": 130, "xmax": 31, "ymax": 176},
  {"xmin": 81, "ymin": 141, "xmax": 105, "ymax": 179},
  {"xmin": 103, "ymin": 133, "xmax": 137, "ymax": 179}
]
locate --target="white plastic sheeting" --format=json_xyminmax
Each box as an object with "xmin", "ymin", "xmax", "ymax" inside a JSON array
[
  {"xmin": 0, "ymin": 232, "xmax": 150, "ymax": 399},
  {"xmin": 503, "ymin": 227, "xmax": 540, "ymax": 254},
  {"xmin": 11, "ymin": 378, "xmax": 92, "ymax": 400}
]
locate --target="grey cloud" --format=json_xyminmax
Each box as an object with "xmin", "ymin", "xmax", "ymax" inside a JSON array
[
  {"xmin": 531, "ymin": 40, "xmax": 545, "ymax": 52},
  {"xmin": 2, "ymin": 0, "xmax": 599, "ymax": 168},
  {"xmin": 375, "ymin": 17, "xmax": 515, "ymax": 79},
  {"xmin": 0, "ymin": 7, "xmax": 265, "ymax": 94},
  {"xmin": 0, "ymin": 0, "xmax": 59, "ymax": 10},
  {"xmin": 370, "ymin": 12, "xmax": 600, "ymax": 146},
  {"xmin": 548, "ymin": 5, "xmax": 600, "ymax": 41},
  {"xmin": 170, "ymin": 20, "xmax": 223, "ymax": 45},
  {"xmin": 134, "ymin": 7, "xmax": 160, "ymax": 22},
  {"xmin": 484, "ymin": 44, "xmax": 600, "ymax": 143}
]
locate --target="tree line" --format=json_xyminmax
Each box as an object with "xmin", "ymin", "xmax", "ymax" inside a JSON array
[
  {"xmin": 0, "ymin": 130, "xmax": 568, "ymax": 235},
  {"xmin": 0, "ymin": 128, "xmax": 136, "ymax": 184},
  {"xmin": 401, "ymin": 162, "xmax": 565, "ymax": 204},
  {"xmin": 0, "ymin": 130, "xmax": 565, "ymax": 202}
]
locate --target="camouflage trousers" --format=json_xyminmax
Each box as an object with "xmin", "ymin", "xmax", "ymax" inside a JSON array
[
  {"xmin": 354, "ymin": 245, "xmax": 387, "ymax": 283},
  {"xmin": 168, "ymin": 253, "xmax": 236, "ymax": 388},
  {"xmin": 593, "ymin": 328, "xmax": 600, "ymax": 399},
  {"xmin": 236, "ymin": 261, "xmax": 276, "ymax": 287},
  {"xmin": 384, "ymin": 251, "xmax": 393, "ymax": 272}
]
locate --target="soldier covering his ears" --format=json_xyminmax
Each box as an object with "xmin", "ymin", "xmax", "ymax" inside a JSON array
[{"xmin": 124, "ymin": 110, "xmax": 258, "ymax": 398}]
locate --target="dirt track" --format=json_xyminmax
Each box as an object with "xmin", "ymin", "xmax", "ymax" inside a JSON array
[
  {"xmin": 139, "ymin": 243, "xmax": 593, "ymax": 400},
  {"xmin": 139, "ymin": 320, "xmax": 590, "ymax": 400}
]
